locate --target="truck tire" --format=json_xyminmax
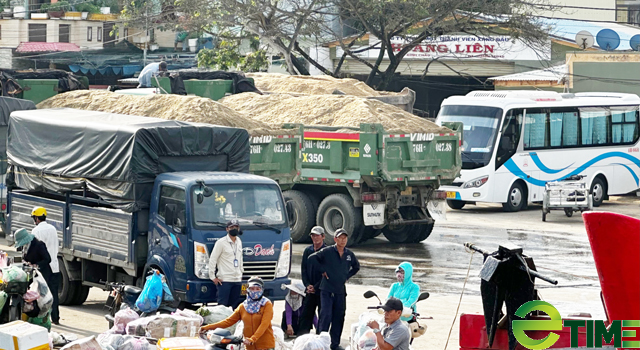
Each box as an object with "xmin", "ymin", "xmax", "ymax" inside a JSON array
[
  {"xmin": 411, "ymin": 222, "xmax": 435, "ymax": 243},
  {"xmin": 359, "ymin": 226, "xmax": 381, "ymax": 243},
  {"xmin": 70, "ymin": 286, "xmax": 90, "ymax": 305},
  {"xmin": 382, "ymin": 225, "xmax": 415, "ymax": 243},
  {"xmin": 58, "ymin": 259, "xmax": 80, "ymax": 305},
  {"xmin": 316, "ymin": 194, "xmax": 363, "ymax": 247},
  {"xmin": 284, "ymin": 190, "xmax": 315, "ymax": 243}
]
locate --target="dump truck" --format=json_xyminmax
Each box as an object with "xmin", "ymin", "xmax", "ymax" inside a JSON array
[
  {"xmin": 249, "ymin": 123, "xmax": 463, "ymax": 246},
  {"xmin": 5, "ymin": 109, "xmax": 291, "ymax": 306}
]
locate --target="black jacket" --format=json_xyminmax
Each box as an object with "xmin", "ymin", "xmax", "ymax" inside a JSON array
[
  {"xmin": 301, "ymin": 243, "xmax": 326, "ymax": 291},
  {"xmin": 23, "ymin": 238, "xmax": 52, "ymax": 279},
  {"xmin": 309, "ymin": 245, "xmax": 360, "ymax": 295}
]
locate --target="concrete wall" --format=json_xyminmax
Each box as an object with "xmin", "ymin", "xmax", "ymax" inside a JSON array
[
  {"xmin": 531, "ymin": 0, "xmax": 616, "ymax": 22},
  {"xmin": 572, "ymin": 62, "xmax": 640, "ymax": 94}
]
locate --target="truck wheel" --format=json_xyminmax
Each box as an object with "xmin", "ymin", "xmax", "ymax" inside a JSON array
[
  {"xmin": 382, "ymin": 225, "xmax": 415, "ymax": 243},
  {"xmin": 58, "ymin": 259, "xmax": 80, "ymax": 306},
  {"xmin": 284, "ymin": 190, "xmax": 315, "ymax": 243},
  {"xmin": 359, "ymin": 226, "xmax": 380, "ymax": 243},
  {"xmin": 446, "ymin": 200, "xmax": 466, "ymax": 210},
  {"xmin": 411, "ymin": 222, "xmax": 434, "ymax": 243},
  {"xmin": 70, "ymin": 286, "xmax": 90, "ymax": 305},
  {"xmin": 316, "ymin": 194, "xmax": 363, "ymax": 247}
]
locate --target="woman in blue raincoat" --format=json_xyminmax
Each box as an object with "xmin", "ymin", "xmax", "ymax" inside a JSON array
[{"xmin": 388, "ymin": 261, "xmax": 420, "ymax": 321}]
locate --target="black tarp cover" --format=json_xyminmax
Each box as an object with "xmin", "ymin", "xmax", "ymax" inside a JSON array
[
  {"xmin": 7, "ymin": 108, "xmax": 250, "ymax": 212},
  {"xmin": 0, "ymin": 97, "xmax": 36, "ymax": 174}
]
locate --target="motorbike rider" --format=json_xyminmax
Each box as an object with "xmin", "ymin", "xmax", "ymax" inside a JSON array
[
  {"xmin": 199, "ymin": 276, "xmax": 275, "ymax": 350},
  {"xmin": 388, "ymin": 262, "xmax": 419, "ymax": 322},
  {"xmin": 366, "ymin": 298, "xmax": 411, "ymax": 350}
]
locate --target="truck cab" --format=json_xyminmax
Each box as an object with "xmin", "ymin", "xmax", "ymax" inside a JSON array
[{"xmin": 147, "ymin": 172, "xmax": 291, "ymax": 303}]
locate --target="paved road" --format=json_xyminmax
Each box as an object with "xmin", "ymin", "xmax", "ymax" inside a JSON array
[{"xmin": 2, "ymin": 195, "xmax": 637, "ymax": 349}]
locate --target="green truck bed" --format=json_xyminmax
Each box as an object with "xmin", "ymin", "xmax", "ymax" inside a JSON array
[{"xmin": 249, "ymin": 123, "xmax": 462, "ymax": 246}]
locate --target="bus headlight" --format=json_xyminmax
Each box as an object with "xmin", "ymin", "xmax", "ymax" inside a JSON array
[
  {"xmin": 194, "ymin": 242, "xmax": 210, "ymax": 279},
  {"xmin": 463, "ymin": 176, "xmax": 489, "ymax": 189},
  {"xmin": 275, "ymin": 240, "xmax": 291, "ymax": 278}
]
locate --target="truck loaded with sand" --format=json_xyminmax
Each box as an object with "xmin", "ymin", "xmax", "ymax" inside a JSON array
[{"xmin": 37, "ymin": 74, "xmax": 461, "ymax": 246}]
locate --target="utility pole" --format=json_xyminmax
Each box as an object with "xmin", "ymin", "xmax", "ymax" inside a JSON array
[{"xmin": 143, "ymin": 4, "xmax": 148, "ymax": 65}]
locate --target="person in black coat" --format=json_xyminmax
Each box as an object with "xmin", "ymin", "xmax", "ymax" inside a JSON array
[{"xmin": 14, "ymin": 228, "xmax": 52, "ymax": 284}]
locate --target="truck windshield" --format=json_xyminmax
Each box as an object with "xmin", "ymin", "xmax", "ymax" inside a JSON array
[
  {"xmin": 438, "ymin": 105, "xmax": 503, "ymax": 169},
  {"xmin": 193, "ymin": 184, "xmax": 286, "ymax": 228}
]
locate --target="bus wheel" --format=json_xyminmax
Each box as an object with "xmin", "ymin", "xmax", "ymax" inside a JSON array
[
  {"xmin": 590, "ymin": 177, "xmax": 606, "ymax": 207},
  {"xmin": 446, "ymin": 200, "xmax": 466, "ymax": 210},
  {"xmin": 502, "ymin": 182, "xmax": 525, "ymax": 212}
]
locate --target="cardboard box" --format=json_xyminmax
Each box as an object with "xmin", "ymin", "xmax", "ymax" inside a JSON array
[{"xmin": 0, "ymin": 321, "xmax": 49, "ymax": 350}]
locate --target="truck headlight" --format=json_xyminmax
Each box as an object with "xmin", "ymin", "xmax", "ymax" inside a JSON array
[
  {"xmin": 275, "ymin": 240, "xmax": 291, "ymax": 278},
  {"xmin": 194, "ymin": 242, "xmax": 210, "ymax": 279},
  {"xmin": 463, "ymin": 176, "xmax": 489, "ymax": 189}
]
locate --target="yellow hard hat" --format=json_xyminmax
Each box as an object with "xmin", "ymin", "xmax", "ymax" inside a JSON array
[{"xmin": 31, "ymin": 207, "xmax": 47, "ymax": 217}]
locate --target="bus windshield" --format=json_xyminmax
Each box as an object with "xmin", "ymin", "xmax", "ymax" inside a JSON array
[{"xmin": 438, "ymin": 105, "xmax": 503, "ymax": 169}]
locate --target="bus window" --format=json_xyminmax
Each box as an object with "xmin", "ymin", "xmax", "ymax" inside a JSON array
[
  {"xmin": 496, "ymin": 109, "xmax": 523, "ymax": 170},
  {"xmin": 549, "ymin": 109, "xmax": 579, "ymax": 147},
  {"xmin": 580, "ymin": 107, "xmax": 609, "ymax": 146},
  {"xmin": 611, "ymin": 107, "xmax": 639, "ymax": 144},
  {"xmin": 524, "ymin": 109, "xmax": 547, "ymax": 149}
]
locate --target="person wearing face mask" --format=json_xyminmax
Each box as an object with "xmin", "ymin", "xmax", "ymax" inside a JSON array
[
  {"xmin": 387, "ymin": 262, "xmax": 420, "ymax": 322},
  {"xmin": 200, "ymin": 276, "xmax": 275, "ymax": 350},
  {"xmin": 209, "ymin": 219, "xmax": 244, "ymax": 308},
  {"xmin": 281, "ymin": 280, "xmax": 318, "ymax": 337}
]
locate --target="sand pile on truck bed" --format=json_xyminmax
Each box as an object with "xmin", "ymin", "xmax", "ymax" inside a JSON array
[
  {"xmin": 246, "ymin": 73, "xmax": 388, "ymax": 96},
  {"xmin": 37, "ymin": 90, "xmax": 276, "ymax": 135},
  {"xmin": 220, "ymin": 92, "xmax": 450, "ymax": 134}
]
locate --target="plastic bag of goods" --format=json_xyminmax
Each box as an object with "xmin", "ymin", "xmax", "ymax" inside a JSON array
[
  {"xmin": 172, "ymin": 309, "xmax": 204, "ymax": 326},
  {"xmin": 60, "ymin": 336, "xmax": 102, "ymax": 350},
  {"xmin": 2, "ymin": 265, "xmax": 27, "ymax": 282},
  {"xmin": 97, "ymin": 333, "xmax": 125, "ymax": 350},
  {"xmin": 112, "ymin": 308, "xmax": 140, "ymax": 334},
  {"xmin": 136, "ymin": 271, "xmax": 163, "ymax": 313},
  {"xmin": 292, "ymin": 332, "xmax": 331, "ymax": 350},
  {"xmin": 273, "ymin": 326, "xmax": 293, "ymax": 350},
  {"xmin": 0, "ymin": 320, "xmax": 49, "ymax": 350},
  {"xmin": 196, "ymin": 305, "xmax": 235, "ymax": 333},
  {"xmin": 142, "ymin": 314, "xmax": 201, "ymax": 339},
  {"xmin": 355, "ymin": 312, "xmax": 383, "ymax": 341},
  {"xmin": 31, "ymin": 270, "xmax": 53, "ymax": 317},
  {"xmin": 156, "ymin": 337, "xmax": 209, "ymax": 350},
  {"xmin": 0, "ymin": 291, "xmax": 7, "ymax": 310},
  {"xmin": 118, "ymin": 335, "xmax": 150, "ymax": 350},
  {"xmin": 357, "ymin": 329, "xmax": 377, "ymax": 350},
  {"xmin": 126, "ymin": 317, "xmax": 152, "ymax": 337}
]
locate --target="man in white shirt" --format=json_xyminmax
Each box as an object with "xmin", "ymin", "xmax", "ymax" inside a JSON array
[
  {"xmin": 31, "ymin": 206, "xmax": 61, "ymax": 325},
  {"xmin": 208, "ymin": 219, "xmax": 244, "ymax": 308}
]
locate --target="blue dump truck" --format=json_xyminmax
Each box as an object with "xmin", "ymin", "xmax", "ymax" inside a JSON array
[{"xmin": 5, "ymin": 108, "xmax": 291, "ymax": 306}]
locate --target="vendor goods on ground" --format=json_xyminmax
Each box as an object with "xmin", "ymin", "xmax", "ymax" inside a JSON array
[{"xmin": 0, "ymin": 320, "xmax": 49, "ymax": 350}]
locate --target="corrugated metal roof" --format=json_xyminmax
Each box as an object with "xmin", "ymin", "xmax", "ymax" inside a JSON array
[
  {"xmin": 16, "ymin": 42, "xmax": 81, "ymax": 53},
  {"xmin": 488, "ymin": 64, "xmax": 567, "ymax": 82}
]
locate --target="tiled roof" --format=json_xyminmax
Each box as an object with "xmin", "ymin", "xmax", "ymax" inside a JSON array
[{"xmin": 16, "ymin": 42, "xmax": 81, "ymax": 53}]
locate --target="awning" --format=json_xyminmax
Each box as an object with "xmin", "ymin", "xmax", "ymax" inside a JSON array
[{"xmin": 16, "ymin": 42, "xmax": 81, "ymax": 53}]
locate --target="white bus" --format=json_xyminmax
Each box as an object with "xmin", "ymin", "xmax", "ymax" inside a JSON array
[{"xmin": 436, "ymin": 91, "xmax": 640, "ymax": 212}]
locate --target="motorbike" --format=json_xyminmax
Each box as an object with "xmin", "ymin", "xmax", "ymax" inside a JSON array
[
  {"xmin": 104, "ymin": 269, "xmax": 176, "ymax": 329},
  {"xmin": 0, "ymin": 259, "xmax": 36, "ymax": 324},
  {"xmin": 203, "ymin": 328, "xmax": 244, "ymax": 350},
  {"xmin": 349, "ymin": 290, "xmax": 430, "ymax": 350}
]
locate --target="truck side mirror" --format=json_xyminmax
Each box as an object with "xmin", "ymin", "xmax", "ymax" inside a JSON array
[{"xmin": 165, "ymin": 204, "xmax": 177, "ymax": 226}]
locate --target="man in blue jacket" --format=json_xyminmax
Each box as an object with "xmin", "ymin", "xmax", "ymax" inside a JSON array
[
  {"xmin": 388, "ymin": 262, "xmax": 420, "ymax": 321},
  {"xmin": 309, "ymin": 228, "xmax": 360, "ymax": 350}
]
